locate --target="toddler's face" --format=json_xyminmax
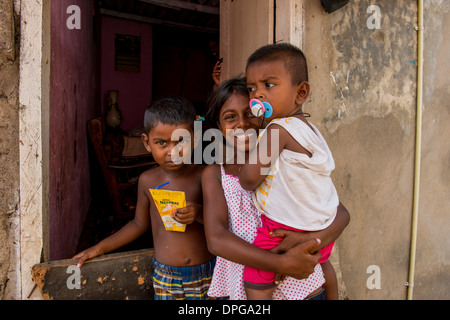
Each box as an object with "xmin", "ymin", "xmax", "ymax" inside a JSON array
[{"xmin": 246, "ymin": 60, "xmax": 301, "ymax": 121}]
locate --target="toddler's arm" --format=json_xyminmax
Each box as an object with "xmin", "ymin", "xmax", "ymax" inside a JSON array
[
  {"xmin": 239, "ymin": 124, "xmax": 286, "ymax": 190},
  {"xmin": 239, "ymin": 123, "xmax": 311, "ymax": 190}
]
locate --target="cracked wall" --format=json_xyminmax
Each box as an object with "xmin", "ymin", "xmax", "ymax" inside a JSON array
[
  {"xmin": 0, "ymin": 0, "xmax": 20, "ymax": 299},
  {"xmin": 304, "ymin": 0, "xmax": 450, "ymax": 299}
]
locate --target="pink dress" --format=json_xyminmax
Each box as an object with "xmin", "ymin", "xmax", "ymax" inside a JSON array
[{"xmin": 207, "ymin": 165, "xmax": 325, "ymax": 300}]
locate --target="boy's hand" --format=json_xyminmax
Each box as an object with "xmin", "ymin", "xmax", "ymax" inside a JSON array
[
  {"xmin": 172, "ymin": 203, "xmax": 201, "ymax": 225},
  {"xmin": 72, "ymin": 246, "xmax": 104, "ymax": 268}
]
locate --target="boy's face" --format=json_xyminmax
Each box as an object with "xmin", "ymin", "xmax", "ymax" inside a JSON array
[
  {"xmin": 142, "ymin": 122, "xmax": 195, "ymax": 171},
  {"xmin": 246, "ymin": 60, "xmax": 309, "ymax": 121}
]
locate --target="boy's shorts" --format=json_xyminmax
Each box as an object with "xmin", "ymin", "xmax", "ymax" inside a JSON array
[
  {"xmin": 152, "ymin": 258, "xmax": 216, "ymax": 300},
  {"xmin": 243, "ymin": 215, "xmax": 334, "ymax": 289}
]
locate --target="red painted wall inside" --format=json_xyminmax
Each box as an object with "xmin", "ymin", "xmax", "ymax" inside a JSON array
[
  {"xmin": 49, "ymin": 0, "xmax": 99, "ymax": 259},
  {"xmin": 100, "ymin": 16, "xmax": 153, "ymax": 132}
]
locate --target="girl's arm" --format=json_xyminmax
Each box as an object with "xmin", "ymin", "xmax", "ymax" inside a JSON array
[
  {"xmin": 202, "ymin": 165, "xmax": 321, "ymax": 279},
  {"xmin": 270, "ymin": 202, "xmax": 350, "ymax": 254}
]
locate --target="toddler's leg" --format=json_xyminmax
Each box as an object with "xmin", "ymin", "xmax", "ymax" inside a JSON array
[
  {"xmin": 245, "ymin": 287, "xmax": 275, "ymax": 300},
  {"xmin": 243, "ymin": 265, "xmax": 277, "ymax": 300},
  {"xmin": 321, "ymin": 260, "xmax": 338, "ymax": 300}
]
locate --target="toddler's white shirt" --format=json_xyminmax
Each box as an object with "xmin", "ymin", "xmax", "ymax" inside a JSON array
[{"xmin": 253, "ymin": 117, "xmax": 339, "ymax": 231}]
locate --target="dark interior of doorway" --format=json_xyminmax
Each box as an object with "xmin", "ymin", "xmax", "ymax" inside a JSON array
[
  {"xmin": 152, "ymin": 25, "xmax": 220, "ymax": 117},
  {"xmin": 76, "ymin": 1, "xmax": 220, "ymax": 255}
]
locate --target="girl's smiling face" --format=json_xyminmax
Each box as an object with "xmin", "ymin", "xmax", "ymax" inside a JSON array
[{"xmin": 217, "ymin": 92, "xmax": 259, "ymax": 153}]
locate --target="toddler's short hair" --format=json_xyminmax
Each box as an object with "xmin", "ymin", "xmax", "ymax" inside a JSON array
[
  {"xmin": 246, "ymin": 43, "xmax": 309, "ymax": 85},
  {"xmin": 144, "ymin": 96, "xmax": 196, "ymax": 133}
]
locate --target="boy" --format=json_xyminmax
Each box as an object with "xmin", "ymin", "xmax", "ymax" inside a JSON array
[
  {"xmin": 239, "ymin": 43, "xmax": 340, "ymax": 300},
  {"xmin": 74, "ymin": 96, "xmax": 215, "ymax": 300}
]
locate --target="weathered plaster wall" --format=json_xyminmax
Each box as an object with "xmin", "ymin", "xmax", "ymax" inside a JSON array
[
  {"xmin": 413, "ymin": 0, "xmax": 450, "ymax": 300},
  {"xmin": 0, "ymin": 0, "xmax": 20, "ymax": 299},
  {"xmin": 304, "ymin": 0, "xmax": 450, "ymax": 299},
  {"xmin": 49, "ymin": 0, "xmax": 98, "ymax": 260}
]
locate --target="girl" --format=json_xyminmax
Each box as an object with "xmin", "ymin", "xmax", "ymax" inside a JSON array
[{"xmin": 202, "ymin": 77, "xmax": 349, "ymax": 299}]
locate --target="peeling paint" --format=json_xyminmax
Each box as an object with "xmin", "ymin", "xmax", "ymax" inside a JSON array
[
  {"xmin": 320, "ymin": 1, "xmax": 417, "ymax": 134},
  {"xmin": 305, "ymin": 0, "xmax": 450, "ymax": 299}
]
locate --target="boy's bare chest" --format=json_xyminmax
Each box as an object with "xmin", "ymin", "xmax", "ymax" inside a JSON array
[{"xmin": 148, "ymin": 174, "xmax": 201, "ymax": 206}]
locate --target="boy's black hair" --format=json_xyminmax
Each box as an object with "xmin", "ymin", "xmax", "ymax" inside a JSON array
[
  {"xmin": 144, "ymin": 96, "xmax": 196, "ymax": 133},
  {"xmin": 246, "ymin": 43, "xmax": 309, "ymax": 84},
  {"xmin": 206, "ymin": 77, "xmax": 248, "ymax": 129}
]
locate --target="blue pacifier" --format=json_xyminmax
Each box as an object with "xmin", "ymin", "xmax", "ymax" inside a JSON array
[{"xmin": 249, "ymin": 99, "xmax": 273, "ymax": 118}]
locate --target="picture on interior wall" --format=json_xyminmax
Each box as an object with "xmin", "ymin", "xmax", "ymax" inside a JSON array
[{"xmin": 115, "ymin": 34, "xmax": 141, "ymax": 72}]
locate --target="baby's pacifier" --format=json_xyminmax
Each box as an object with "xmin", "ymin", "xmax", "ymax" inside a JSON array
[{"xmin": 249, "ymin": 99, "xmax": 273, "ymax": 118}]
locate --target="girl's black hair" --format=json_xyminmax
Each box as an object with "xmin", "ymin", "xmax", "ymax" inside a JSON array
[
  {"xmin": 143, "ymin": 96, "xmax": 196, "ymax": 133},
  {"xmin": 205, "ymin": 77, "xmax": 249, "ymax": 129}
]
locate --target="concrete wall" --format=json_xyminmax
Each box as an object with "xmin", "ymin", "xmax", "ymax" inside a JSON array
[
  {"xmin": 303, "ymin": 0, "xmax": 450, "ymax": 299},
  {"xmin": 414, "ymin": 0, "xmax": 450, "ymax": 299},
  {"xmin": 49, "ymin": 0, "xmax": 98, "ymax": 260},
  {"xmin": 0, "ymin": 0, "xmax": 20, "ymax": 299}
]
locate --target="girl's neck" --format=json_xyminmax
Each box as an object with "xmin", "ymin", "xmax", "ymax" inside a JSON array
[
  {"xmin": 223, "ymin": 145, "xmax": 252, "ymax": 165},
  {"xmin": 222, "ymin": 163, "xmax": 242, "ymax": 177},
  {"xmin": 220, "ymin": 145, "xmax": 248, "ymax": 176}
]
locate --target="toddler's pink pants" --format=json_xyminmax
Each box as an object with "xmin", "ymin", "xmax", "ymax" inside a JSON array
[{"xmin": 243, "ymin": 214, "xmax": 334, "ymax": 287}]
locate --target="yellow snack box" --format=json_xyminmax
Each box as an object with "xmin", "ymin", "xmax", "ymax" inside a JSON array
[{"xmin": 149, "ymin": 189, "xmax": 187, "ymax": 232}]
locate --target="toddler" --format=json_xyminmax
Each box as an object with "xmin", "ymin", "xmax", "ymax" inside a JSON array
[{"xmin": 239, "ymin": 43, "xmax": 340, "ymax": 300}]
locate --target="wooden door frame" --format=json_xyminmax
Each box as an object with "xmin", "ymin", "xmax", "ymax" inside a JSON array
[
  {"xmin": 219, "ymin": 0, "xmax": 305, "ymax": 80},
  {"xmin": 275, "ymin": 0, "xmax": 305, "ymax": 48},
  {"xmin": 18, "ymin": 0, "xmax": 51, "ymax": 299}
]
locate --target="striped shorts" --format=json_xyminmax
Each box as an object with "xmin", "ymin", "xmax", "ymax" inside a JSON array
[{"xmin": 152, "ymin": 258, "xmax": 216, "ymax": 300}]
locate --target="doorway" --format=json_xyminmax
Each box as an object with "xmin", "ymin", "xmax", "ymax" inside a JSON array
[
  {"xmin": 75, "ymin": 0, "xmax": 221, "ymax": 255},
  {"xmin": 20, "ymin": 0, "xmax": 304, "ymax": 299}
]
